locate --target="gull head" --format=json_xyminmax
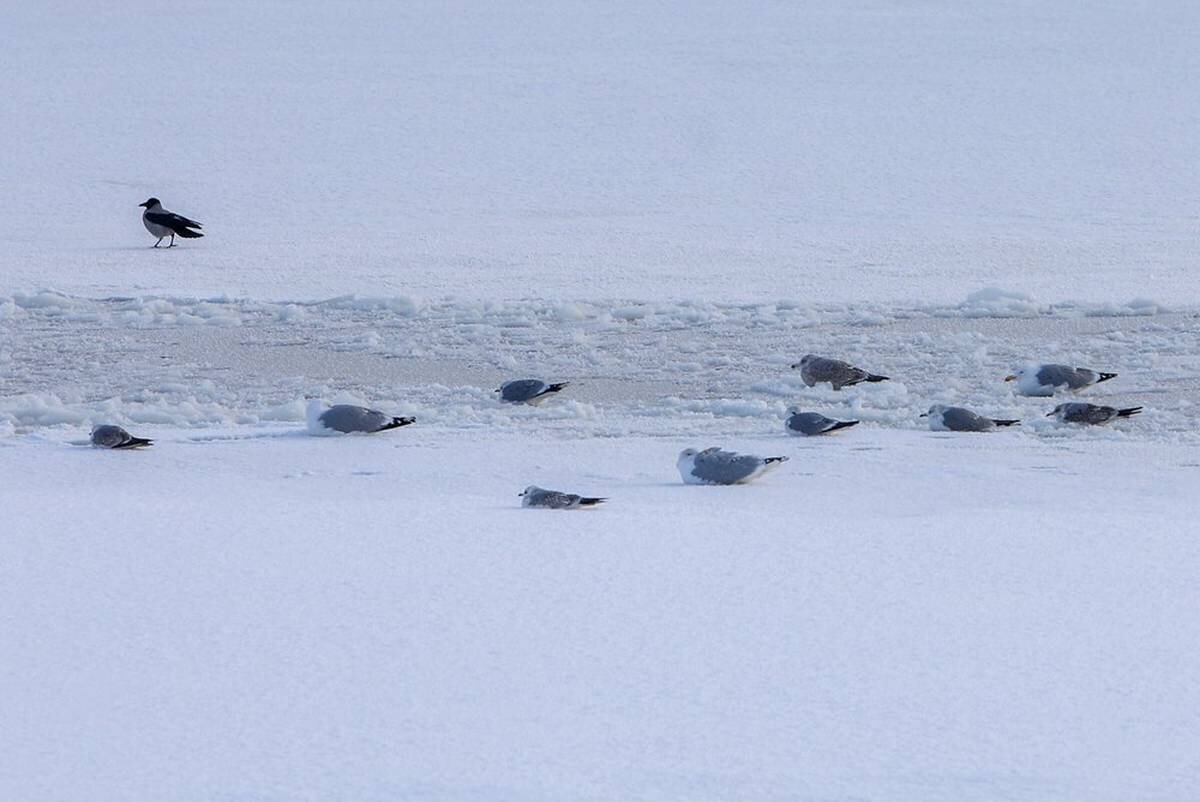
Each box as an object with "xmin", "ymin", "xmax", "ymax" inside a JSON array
[
  {"xmin": 677, "ymin": 448, "xmax": 701, "ymax": 472},
  {"xmin": 1047, "ymin": 404, "xmax": 1065, "ymax": 418},
  {"xmin": 921, "ymin": 404, "xmax": 949, "ymax": 419},
  {"xmin": 1005, "ymin": 365, "xmax": 1034, "ymax": 383},
  {"xmin": 789, "ymin": 354, "xmax": 816, "ymax": 370},
  {"xmin": 139, "ymin": 197, "xmax": 161, "ymax": 209}
]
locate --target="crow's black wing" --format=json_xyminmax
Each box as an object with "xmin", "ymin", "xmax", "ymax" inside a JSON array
[{"xmin": 146, "ymin": 211, "xmax": 203, "ymax": 232}]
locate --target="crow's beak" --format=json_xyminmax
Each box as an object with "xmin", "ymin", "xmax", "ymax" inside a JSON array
[{"xmin": 1004, "ymin": 375, "xmax": 1017, "ymax": 382}]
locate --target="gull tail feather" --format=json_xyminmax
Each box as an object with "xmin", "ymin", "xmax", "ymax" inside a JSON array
[
  {"xmin": 115, "ymin": 437, "xmax": 153, "ymax": 449},
  {"xmin": 764, "ymin": 456, "xmax": 788, "ymax": 465},
  {"xmin": 991, "ymin": 419, "xmax": 1021, "ymax": 427},
  {"xmin": 827, "ymin": 420, "xmax": 860, "ymax": 432},
  {"xmin": 864, "ymin": 373, "xmax": 889, "ymax": 383},
  {"xmin": 578, "ymin": 497, "xmax": 607, "ymax": 507},
  {"xmin": 1096, "ymin": 372, "xmax": 1117, "ymax": 383},
  {"xmin": 380, "ymin": 416, "xmax": 416, "ymax": 431},
  {"xmin": 175, "ymin": 229, "xmax": 203, "ymax": 238},
  {"xmin": 1117, "ymin": 407, "xmax": 1142, "ymax": 418}
]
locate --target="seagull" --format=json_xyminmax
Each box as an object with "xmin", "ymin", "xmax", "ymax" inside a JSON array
[
  {"xmin": 139, "ymin": 197, "xmax": 203, "ymax": 247},
  {"xmin": 519, "ymin": 485, "xmax": 607, "ymax": 509},
  {"xmin": 306, "ymin": 400, "xmax": 415, "ymax": 435},
  {"xmin": 1005, "ymin": 363, "xmax": 1116, "ymax": 396},
  {"xmin": 91, "ymin": 424, "xmax": 153, "ymax": 449},
  {"xmin": 677, "ymin": 447, "xmax": 788, "ymax": 485},
  {"xmin": 785, "ymin": 409, "xmax": 859, "ymax": 436},
  {"xmin": 1047, "ymin": 403, "xmax": 1142, "ymax": 425},
  {"xmin": 496, "ymin": 379, "xmax": 569, "ymax": 405},
  {"xmin": 791, "ymin": 355, "xmax": 889, "ymax": 390},
  {"xmin": 921, "ymin": 404, "xmax": 1020, "ymax": 432}
]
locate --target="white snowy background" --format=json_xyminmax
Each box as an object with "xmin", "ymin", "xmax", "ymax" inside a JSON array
[{"xmin": 2, "ymin": 2, "xmax": 1198, "ymax": 801}]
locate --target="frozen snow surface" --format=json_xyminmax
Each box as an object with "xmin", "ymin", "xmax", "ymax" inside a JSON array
[
  {"xmin": 2, "ymin": 1, "xmax": 1199, "ymax": 303},
  {"xmin": 4, "ymin": 2, "xmax": 1200, "ymax": 801}
]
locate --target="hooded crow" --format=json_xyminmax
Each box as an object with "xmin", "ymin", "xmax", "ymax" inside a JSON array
[{"xmin": 139, "ymin": 197, "xmax": 203, "ymax": 247}]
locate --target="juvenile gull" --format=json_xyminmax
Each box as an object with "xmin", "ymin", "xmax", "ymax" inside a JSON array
[
  {"xmin": 1048, "ymin": 403, "xmax": 1142, "ymax": 425},
  {"xmin": 921, "ymin": 404, "xmax": 1020, "ymax": 432},
  {"xmin": 306, "ymin": 400, "xmax": 415, "ymax": 435},
  {"xmin": 791, "ymin": 355, "xmax": 889, "ymax": 390},
  {"xmin": 91, "ymin": 425, "xmax": 152, "ymax": 449},
  {"xmin": 677, "ymin": 447, "xmax": 787, "ymax": 485},
  {"xmin": 520, "ymin": 485, "xmax": 607, "ymax": 509},
  {"xmin": 1005, "ymin": 363, "xmax": 1116, "ymax": 396},
  {"xmin": 785, "ymin": 409, "xmax": 859, "ymax": 436},
  {"xmin": 497, "ymin": 379, "xmax": 569, "ymax": 405},
  {"xmin": 139, "ymin": 197, "xmax": 203, "ymax": 247}
]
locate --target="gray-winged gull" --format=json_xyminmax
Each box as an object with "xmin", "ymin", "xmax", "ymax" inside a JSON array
[
  {"xmin": 496, "ymin": 379, "xmax": 569, "ymax": 405},
  {"xmin": 921, "ymin": 404, "xmax": 1020, "ymax": 432},
  {"xmin": 785, "ymin": 409, "xmax": 859, "ymax": 436},
  {"xmin": 1005, "ymin": 363, "xmax": 1116, "ymax": 396},
  {"xmin": 677, "ymin": 447, "xmax": 788, "ymax": 485},
  {"xmin": 1047, "ymin": 403, "xmax": 1142, "ymax": 425},
  {"xmin": 791, "ymin": 355, "xmax": 889, "ymax": 390},
  {"xmin": 519, "ymin": 485, "xmax": 607, "ymax": 509},
  {"xmin": 91, "ymin": 424, "xmax": 153, "ymax": 449},
  {"xmin": 306, "ymin": 400, "xmax": 415, "ymax": 435}
]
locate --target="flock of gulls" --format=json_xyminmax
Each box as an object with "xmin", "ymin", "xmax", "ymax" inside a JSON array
[
  {"xmin": 82, "ymin": 203, "xmax": 1146, "ymax": 507},
  {"xmin": 100, "ymin": 205, "xmax": 1150, "ymax": 511}
]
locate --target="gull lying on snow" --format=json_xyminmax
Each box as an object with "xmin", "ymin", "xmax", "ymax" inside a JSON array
[
  {"xmin": 139, "ymin": 198, "xmax": 203, "ymax": 247},
  {"xmin": 520, "ymin": 485, "xmax": 607, "ymax": 509},
  {"xmin": 1048, "ymin": 403, "xmax": 1142, "ymax": 425},
  {"xmin": 306, "ymin": 400, "xmax": 415, "ymax": 435},
  {"xmin": 921, "ymin": 404, "xmax": 1019, "ymax": 432},
  {"xmin": 791, "ymin": 355, "xmax": 889, "ymax": 390},
  {"xmin": 785, "ymin": 410, "xmax": 859, "ymax": 436},
  {"xmin": 678, "ymin": 447, "xmax": 787, "ymax": 485},
  {"xmin": 91, "ymin": 425, "xmax": 152, "ymax": 449},
  {"xmin": 496, "ymin": 379, "xmax": 569, "ymax": 405},
  {"xmin": 1005, "ymin": 363, "xmax": 1116, "ymax": 396}
]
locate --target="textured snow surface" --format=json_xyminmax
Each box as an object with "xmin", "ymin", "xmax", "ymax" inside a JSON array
[
  {"xmin": 2, "ymin": 1, "xmax": 1199, "ymax": 303},
  {"xmin": 4, "ymin": 1, "xmax": 1200, "ymax": 800},
  {"xmin": 4, "ymin": 428, "xmax": 1200, "ymax": 802}
]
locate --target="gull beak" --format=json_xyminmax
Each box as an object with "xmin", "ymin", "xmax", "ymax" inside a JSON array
[
  {"xmin": 918, "ymin": 413, "xmax": 928, "ymax": 417},
  {"xmin": 1045, "ymin": 411, "xmax": 1056, "ymax": 417},
  {"xmin": 1004, "ymin": 375, "xmax": 1017, "ymax": 382},
  {"xmin": 789, "ymin": 363, "xmax": 799, "ymax": 370}
]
